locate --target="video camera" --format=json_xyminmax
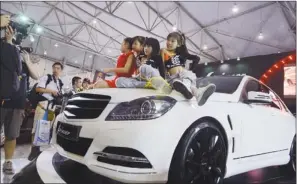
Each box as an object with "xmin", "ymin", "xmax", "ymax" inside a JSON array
[{"xmin": 0, "ymin": 14, "xmax": 33, "ymax": 45}]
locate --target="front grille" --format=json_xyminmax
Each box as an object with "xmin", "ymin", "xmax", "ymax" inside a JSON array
[
  {"xmin": 95, "ymin": 147, "xmax": 152, "ymax": 168},
  {"xmin": 64, "ymin": 93, "xmax": 111, "ymax": 119},
  {"xmin": 56, "ymin": 121, "xmax": 93, "ymax": 156},
  {"xmin": 57, "ymin": 134, "xmax": 93, "ymax": 156}
]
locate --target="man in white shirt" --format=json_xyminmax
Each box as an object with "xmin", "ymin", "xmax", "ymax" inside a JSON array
[{"xmin": 28, "ymin": 62, "xmax": 64, "ymax": 161}]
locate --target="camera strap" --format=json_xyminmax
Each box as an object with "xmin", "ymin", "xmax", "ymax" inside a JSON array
[
  {"xmin": 52, "ymin": 75, "xmax": 62, "ymax": 94},
  {"xmin": 12, "ymin": 45, "xmax": 22, "ymax": 76}
]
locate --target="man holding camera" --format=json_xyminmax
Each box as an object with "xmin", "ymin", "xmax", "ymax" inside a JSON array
[
  {"xmin": 1, "ymin": 25, "xmax": 39, "ymax": 174},
  {"xmin": 28, "ymin": 62, "xmax": 64, "ymax": 161}
]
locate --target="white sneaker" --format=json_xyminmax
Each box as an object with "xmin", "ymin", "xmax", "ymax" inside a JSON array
[
  {"xmin": 173, "ymin": 79, "xmax": 193, "ymax": 99},
  {"xmin": 2, "ymin": 161, "xmax": 15, "ymax": 175},
  {"xmin": 193, "ymin": 83, "xmax": 216, "ymax": 106}
]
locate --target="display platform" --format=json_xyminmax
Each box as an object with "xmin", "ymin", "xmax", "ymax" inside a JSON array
[{"xmin": 11, "ymin": 149, "xmax": 296, "ymax": 184}]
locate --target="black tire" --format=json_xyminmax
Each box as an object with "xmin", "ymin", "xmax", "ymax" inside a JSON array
[
  {"xmin": 168, "ymin": 121, "xmax": 227, "ymax": 184},
  {"xmin": 279, "ymin": 135, "xmax": 296, "ymax": 178}
]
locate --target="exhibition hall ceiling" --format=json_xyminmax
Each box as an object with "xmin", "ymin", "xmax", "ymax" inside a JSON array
[{"xmin": 1, "ymin": 1, "xmax": 296, "ymax": 68}]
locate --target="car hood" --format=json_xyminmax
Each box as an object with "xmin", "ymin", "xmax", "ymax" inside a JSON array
[{"xmin": 79, "ymin": 88, "xmax": 236, "ymax": 103}]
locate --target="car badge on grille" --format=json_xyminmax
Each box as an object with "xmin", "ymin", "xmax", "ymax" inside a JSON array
[{"xmin": 58, "ymin": 126, "xmax": 71, "ymax": 136}]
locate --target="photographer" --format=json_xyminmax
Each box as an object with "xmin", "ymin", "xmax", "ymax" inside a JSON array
[
  {"xmin": 0, "ymin": 25, "xmax": 38, "ymax": 175},
  {"xmin": 28, "ymin": 62, "xmax": 64, "ymax": 161}
]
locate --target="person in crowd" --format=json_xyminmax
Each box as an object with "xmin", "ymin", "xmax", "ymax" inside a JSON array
[
  {"xmin": 97, "ymin": 71, "xmax": 105, "ymax": 81},
  {"xmin": 116, "ymin": 37, "xmax": 171, "ymax": 94},
  {"xmin": 0, "ymin": 14, "xmax": 10, "ymax": 28},
  {"xmin": 0, "ymin": 25, "xmax": 39, "ymax": 174},
  {"xmin": 131, "ymin": 36, "xmax": 146, "ymax": 70},
  {"xmin": 161, "ymin": 32, "xmax": 216, "ymax": 106},
  {"xmin": 94, "ymin": 37, "xmax": 136, "ymax": 88},
  {"xmin": 82, "ymin": 78, "xmax": 91, "ymax": 90},
  {"xmin": 28, "ymin": 62, "xmax": 64, "ymax": 161},
  {"xmin": 72, "ymin": 76, "xmax": 82, "ymax": 93}
]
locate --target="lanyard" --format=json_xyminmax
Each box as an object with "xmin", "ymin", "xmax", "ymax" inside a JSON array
[{"xmin": 52, "ymin": 76, "xmax": 62, "ymax": 94}]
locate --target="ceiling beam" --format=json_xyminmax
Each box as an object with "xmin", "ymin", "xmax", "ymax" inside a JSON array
[
  {"xmin": 143, "ymin": 2, "xmax": 218, "ymax": 61},
  {"xmin": 204, "ymin": 2, "xmax": 276, "ymax": 29},
  {"xmin": 88, "ymin": 1, "xmax": 212, "ymax": 59},
  {"xmin": 68, "ymin": 2, "xmax": 127, "ymax": 38},
  {"xmin": 208, "ymin": 29, "xmax": 291, "ymax": 51},
  {"xmin": 277, "ymin": 2, "xmax": 296, "ymax": 40},
  {"xmin": 0, "ymin": 8, "xmax": 116, "ymax": 62},
  {"xmin": 283, "ymin": 1, "xmax": 296, "ymax": 20},
  {"xmin": 43, "ymin": 1, "xmax": 121, "ymax": 45},
  {"xmin": 64, "ymin": 1, "xmax": 116, "ymax": 42},
  {"xmin": 175, "ymin": 2, "xmax": 227, "ymax": 60}
]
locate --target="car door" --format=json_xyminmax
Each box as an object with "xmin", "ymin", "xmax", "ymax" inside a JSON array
[
  {"xmin": 237, "ymin": 79, "xmax": 276, "ymax": 157},
  {"xmin": 264, "ymin": 88, "xmax": 295, "ymax": 151}
]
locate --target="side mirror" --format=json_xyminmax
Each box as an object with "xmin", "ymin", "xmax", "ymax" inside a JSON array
[{"xmin": 245, "ymin": 91, "xmax": 272, "ymax": 104}]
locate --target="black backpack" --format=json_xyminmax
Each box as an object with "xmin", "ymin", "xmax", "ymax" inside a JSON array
[{"xmin": 28, "ymin": 74, "xmax": 63, "ymax": 108}]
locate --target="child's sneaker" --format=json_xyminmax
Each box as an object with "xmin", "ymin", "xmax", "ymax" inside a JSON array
[
  {"xmin": 2, "ymin": 161, "xmax": 15, "ymax": 175},
  {"xmin": 193, "ymin": 83, "xmax": 216, "ymax": 106},
  {"xmin": 173, "ymin": 78, "xmax": 193, "ymax": 99}
]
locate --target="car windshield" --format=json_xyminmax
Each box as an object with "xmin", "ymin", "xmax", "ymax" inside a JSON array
[{"xmin": 196, "ymin": 76, "xmax": 243, "ymax": 94}]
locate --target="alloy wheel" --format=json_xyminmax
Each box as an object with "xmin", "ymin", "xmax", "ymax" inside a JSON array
[{"xmin": 182, "ymin": 127, "xmax": 226, "ymax": 184}]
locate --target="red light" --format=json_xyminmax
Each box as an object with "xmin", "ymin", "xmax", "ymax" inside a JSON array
[
  {"xmin": 289, "ymin": 55, "xmax": 293, "ymax": 60},
  {"xmin": 268, "ymin": 69, "xmax": 272, "ymax": 73},
  {"xmin": 274, "ymin": 65, "xmax": 278, "ymax": 68},
  {"xmin": 263, "ymin": 74, "xmax": 267, "ymax": 78},
  {"xmin": 281, "ymin": 60, "xmax": 285, "ymax": 64}
]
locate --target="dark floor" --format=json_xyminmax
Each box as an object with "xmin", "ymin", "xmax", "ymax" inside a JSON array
[
  {"xmin": 52, "ymin": 153, "xmax": 295, "ymax": 184},
  {"xmin": 7, "ymin": 148, "xmax": 296, "ymax": 184}
]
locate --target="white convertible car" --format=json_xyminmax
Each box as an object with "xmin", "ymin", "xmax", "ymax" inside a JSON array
[{"xmin": 51, "ymin": 75, "xmax": 296, "ymax": 184}]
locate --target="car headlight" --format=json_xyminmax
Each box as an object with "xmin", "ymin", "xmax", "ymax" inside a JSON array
[{"xmin": 105, "ymin": 96, "xmax": 176, "ymax": 121}]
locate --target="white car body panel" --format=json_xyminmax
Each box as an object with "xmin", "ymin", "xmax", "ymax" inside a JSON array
[{"xmin": 51, "ymin": 76, "xmax": 296, "ymax": 183}]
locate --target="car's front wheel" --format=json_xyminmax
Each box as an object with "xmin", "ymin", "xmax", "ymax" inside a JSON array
[
  {"xmin": 168, "ymin": 121, "xmax": 227, "ymax": 184},
  {"xmin": 279, "ymin": 135, "xmax": 296, "ymax": 178}
]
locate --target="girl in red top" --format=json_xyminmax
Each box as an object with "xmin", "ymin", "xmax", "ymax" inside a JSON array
[{"xmin": 94, "ymin": 38, "xmax": 136, "ymax": 88}]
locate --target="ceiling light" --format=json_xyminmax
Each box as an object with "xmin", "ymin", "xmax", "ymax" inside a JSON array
[
  {"xmin": 278, "ymin": 51, "xmax": 280, "ymax": 53},
  {"xmin": 29, "ymin": 35, "xmax": 35, "ymax": 42},
  {"xmin": 258, "ymin": 32, "xmax": 264, "ymax": 40},
  {"xmin": 204, "ymin": 62, "xmax": 208, "ymax": 66},
  {"xmin": 127, "ymin": 1, "xmax": 133, "ymax": 3},
  {"xmin": 232, "ymin": 4, "xmax": 239, "ymax": 13},
  {"xmin": 89, "ymin": 55, "xmax": 92, "ymax": 58},
  {"xmin": 54, "ymin": 43, "xmax": 59, "ymax": 47},
  {"xmin": 227, "ymin": 58, "xmax": 230, "ymax": 60},
  {"xmin": 220, "ymin": 60, "xmax": 224, "ymax": 63},
  {"xmin": 20, "ymin": 15, "xmax": 29, "ymax": 22},
  {"xmin": 74, "ymin": 60, "xmax": 78, "ymax": 63},
  {"xmin": 237, "ymin": 57, "xmax": 240, "ymax": 61},
  {"xmin": 92, "ymin": 19, "xmax": 97, "ymax": 24},
  {"xmin": 203, "ymin": 45, "xmax": 208, "ymax": 50},
  {"xmin": 36, "ymin": 26, "xmax": 42, "ymax": 33},
  {"xmin": 172, "ymin": 25, "xmax": 177, "ymax": 31},
  {"xmin": 44, "ymin": 50, "xmax": 47, "ymax": 55}
]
